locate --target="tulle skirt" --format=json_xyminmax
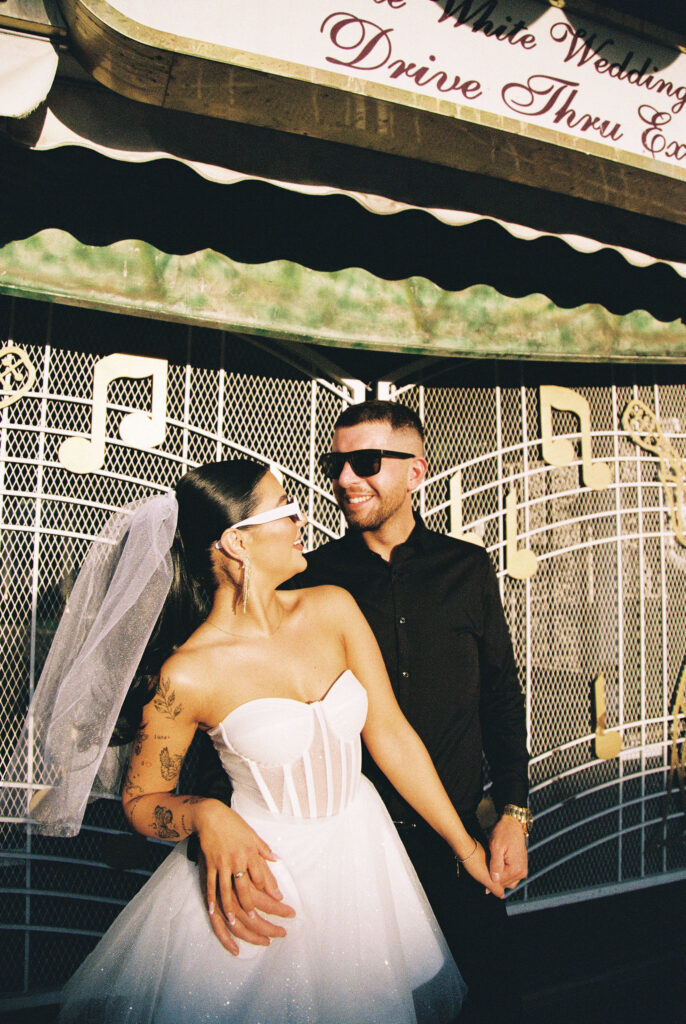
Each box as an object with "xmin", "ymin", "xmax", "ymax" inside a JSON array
[{"xmin": 59, "ymin": 777, "xmax": 465, "ymax": 1023}]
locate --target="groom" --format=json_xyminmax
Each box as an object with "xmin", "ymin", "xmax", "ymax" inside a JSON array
[{"xmin": 198, "ymin": 400, "xmax": 530, "ymax": 1021}]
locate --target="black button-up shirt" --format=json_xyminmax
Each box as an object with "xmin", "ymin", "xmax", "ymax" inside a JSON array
[{"xmin": 294, "ymin": 515, "xmax": 529, "ymax": 822}]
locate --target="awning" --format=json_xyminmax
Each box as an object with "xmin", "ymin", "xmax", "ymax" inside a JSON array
[
  {"xmin": 1, "ymin": 229, "xmax": 684, "ymax": 363},
  {"xmin": 1, "ymin": 29, "xmax": 685, "ymax": 361},
  {"xmin": 6, "ymin": 76, "xmax": 686, "ymax": 285},
  {"xmin": 0, "ymin": 31, "xmax": 59, "ymax": 118}
]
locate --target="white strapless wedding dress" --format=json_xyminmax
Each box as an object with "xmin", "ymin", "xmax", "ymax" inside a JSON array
[{"xmin": 59, "ymin": 670, "xmax": 466, "ymax": 1023}]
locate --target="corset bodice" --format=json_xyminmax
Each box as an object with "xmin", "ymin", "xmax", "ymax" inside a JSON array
[{"xmin": 207, "ymin": 670, "xmax": 368, "ymax": 819}]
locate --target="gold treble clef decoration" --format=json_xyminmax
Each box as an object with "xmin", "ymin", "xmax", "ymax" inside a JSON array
[
  {"xmin": 622, "ymin": 398, "xmax": 686, "ymax": 547},
  {"xmin": 0, "ymin": 345, "xmax": 36, "ymax": 411}
]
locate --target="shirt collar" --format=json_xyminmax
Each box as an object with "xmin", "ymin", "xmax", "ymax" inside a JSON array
[{"xmin": 339, "ymin": 511, "xmax": 432, "ymax": 563}]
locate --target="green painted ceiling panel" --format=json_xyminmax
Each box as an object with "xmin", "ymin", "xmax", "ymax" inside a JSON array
[{"xmin": 0, "ymin": 229, "xmax": 683, "ymax": 362}]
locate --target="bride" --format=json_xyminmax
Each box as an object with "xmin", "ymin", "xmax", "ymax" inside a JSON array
[{"xmin": 20, "ymin": 459, "xmax": 503, "ymax": 1023}]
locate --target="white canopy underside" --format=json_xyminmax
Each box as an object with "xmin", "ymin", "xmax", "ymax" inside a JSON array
[{"xmin": 7, "ymin": 73, "xmax": 685, "ymax": 283}]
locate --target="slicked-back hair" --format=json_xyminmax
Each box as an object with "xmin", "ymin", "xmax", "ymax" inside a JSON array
[
  {"xmin": 113, "ymin": 458, "xmax": 269, "ymax": 744},
  {"xmin": 333, "ymin": 400, "xmax": 424, "ymax": 443}
]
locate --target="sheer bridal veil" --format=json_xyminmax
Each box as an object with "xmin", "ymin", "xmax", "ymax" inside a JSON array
[{"xmin": 3, "ymin": 492, "xmax": 178, "ymax": 837}]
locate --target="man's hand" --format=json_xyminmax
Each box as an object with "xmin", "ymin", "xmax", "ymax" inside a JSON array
[
  {"xmin": 488, "ymin": 813, "xmax": 528, "ymax": 890},
  {"xmin": 198, "ymin": 848, "xmax": 295, "ymax": 956},
  {"xmin": 458, "ymin": 840, "xmax": 505, "ymax": 899},
  {"xmin": 193, "ymin": 800, "xmax": 295, "ymax": 955}
]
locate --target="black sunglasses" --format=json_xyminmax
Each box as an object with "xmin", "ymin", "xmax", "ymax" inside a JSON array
[{"xmin": 318, "ymin": 449, "xmax": 414, "ymax": 480}]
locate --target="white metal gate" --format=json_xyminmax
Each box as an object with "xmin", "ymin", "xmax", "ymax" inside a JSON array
[
  {"xmin": 1, "ymin": 296, "xmax": 685, "ymax": 997},
  {"xmin": 384, "ymin": 373, "xmax": 686, "ymax": 910}
]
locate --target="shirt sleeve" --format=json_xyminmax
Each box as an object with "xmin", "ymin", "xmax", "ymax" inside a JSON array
[{"xmin": 477, "ymin": 554, "xmax": 530, "ymax": 812}]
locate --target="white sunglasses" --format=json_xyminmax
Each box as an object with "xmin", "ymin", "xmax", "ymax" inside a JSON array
[{"xmin": 215, "ymin": 498, "xmax": 302, "ymax": 545}]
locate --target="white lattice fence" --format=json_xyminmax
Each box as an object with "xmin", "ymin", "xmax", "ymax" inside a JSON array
[
  {"xmin": 390, "ymin": 377, "xmax": 686, "ymax": 909},
  {"xmin": 1, "ymin": 296, "xmax": 685, "ymax": 998}
]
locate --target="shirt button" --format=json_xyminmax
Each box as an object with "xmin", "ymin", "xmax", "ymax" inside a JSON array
[
  {"xmin": 398, "ymin": 616, "xmax": 406, "ymax": 625},
  {"xmin": 401, "ymin": 671, "xmax": 409, "ymax": 678}
]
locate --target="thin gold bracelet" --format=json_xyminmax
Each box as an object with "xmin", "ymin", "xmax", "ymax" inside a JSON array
[{"xmin": 455, "ymin": 836, "xmax": 478, "ymax": 875}]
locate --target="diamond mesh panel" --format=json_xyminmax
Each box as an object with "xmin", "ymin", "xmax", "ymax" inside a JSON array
[
  {"xmin": 2, "ymin": 295, "xmax": 685, "ymax": 998},
  {"xmin": 386, "ymin": 374, "xmax": 686, "ymax": 907}
]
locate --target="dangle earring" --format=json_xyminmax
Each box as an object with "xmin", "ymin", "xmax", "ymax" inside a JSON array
[{"xmin": 241, "ymin": 556, "xmax": 251, "ymax": 614}]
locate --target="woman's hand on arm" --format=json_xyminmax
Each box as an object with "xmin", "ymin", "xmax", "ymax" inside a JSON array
[
  {"xmin": 332, "ymin": 589, "xmax": 505, "ymax": 899},
  {"xmin": 198, "ymin": 848, "xmax": 295, "ymax": 956},
  {"xmin": 193, "ymin": 800, "xmax": 295, "ymax": 956}
]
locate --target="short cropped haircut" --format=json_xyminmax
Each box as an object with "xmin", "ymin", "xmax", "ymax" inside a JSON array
[{"xmin": 333, "ymin": 400, "xmax": 424, "ymax": 442}]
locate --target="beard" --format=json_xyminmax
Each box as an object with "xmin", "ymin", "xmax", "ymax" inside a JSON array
[{"xmin": 339, "ymin": 489, "xmax": 407, "ymax": 532}]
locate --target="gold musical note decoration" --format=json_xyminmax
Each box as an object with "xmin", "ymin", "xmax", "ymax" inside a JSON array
[
  {"xmin": 0, "ymin": 345, "xmax": 36, "ymax": 411},
  {"xmin": 622, "ymin": 398, "xmax": 686, "ymax": 547},
  {"xmin": 505, "ymin": 487, "xmax": 538, "ymax": 579},
  {"xmin": 593, "ymin": 671, "xmax": 622, "ymax": 760},
  {"xmin": 448, "ymin": 469, "xmax": 485, "ymax": 548},
  {"xmin": 540, "ymin": 385, "xmax": 613, "ymax": 490},
  {"xmin": 648, "ymin": 657, "xmax": 686, "ymax": 854},
  {"xmin": 59, "ymin": 354, "xmax": 168, "ymax": 473}
]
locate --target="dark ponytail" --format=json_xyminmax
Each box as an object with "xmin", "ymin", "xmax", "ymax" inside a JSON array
[{"xmin": 110, "ymin": 459, "xmax": 270, "ymax": 744}]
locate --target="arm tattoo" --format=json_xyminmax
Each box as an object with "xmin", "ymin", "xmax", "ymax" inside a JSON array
[
  {"xmin": 152, "ymin": 805, "xmax": 180, "ymax": 840},
  {"xmin": 133, "ymin": 728, "xmax": 148, "ymax": 757},
  {"xmin": 126, "ymin": 794, "xmax": 145, "ymax": 823},
  {"xmin": 159, "ymin": 746, "xmax": 184, "ymax": 782},
  {"xmin": 123, "ymin": 777, "xmax": 144, "ymax": 798},
  {"xmin": 153, "ymin": 677, "xmax": 184, "ymax": 721}
]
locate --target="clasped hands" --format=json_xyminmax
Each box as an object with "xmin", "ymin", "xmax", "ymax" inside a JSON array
[
  {"xmin": 453, "ymin": 814, "xmax": 527, "ymax": 898},
  {"xmin": 487, "ymin": 813, "xmax": 529, "ymax": 891}
]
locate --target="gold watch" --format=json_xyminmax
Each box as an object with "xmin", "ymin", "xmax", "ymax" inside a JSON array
[{"xmin": 502, "ymin": 804, "xmax": 533, "ymax": 838}]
